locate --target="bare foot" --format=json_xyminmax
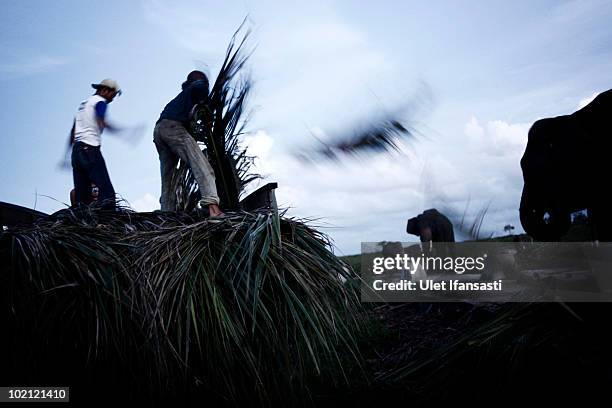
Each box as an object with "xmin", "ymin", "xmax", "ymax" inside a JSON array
[{"xmin": 208, "ymin": 204, "xmax": 225, "ymax": 218}]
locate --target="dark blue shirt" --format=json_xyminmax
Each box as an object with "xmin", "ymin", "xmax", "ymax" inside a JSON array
[{"xmin": 158, "ymin": 79, "xmax": 210, "ymax": 125}]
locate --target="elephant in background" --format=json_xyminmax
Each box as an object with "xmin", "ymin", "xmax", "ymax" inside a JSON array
[
  {"xmin": 520, "ymin": 89, "xmax": 612, "ymax": 241},
  {"xmin": 406, "ymin": 208, "xmax": 455, "ymax": 244}
]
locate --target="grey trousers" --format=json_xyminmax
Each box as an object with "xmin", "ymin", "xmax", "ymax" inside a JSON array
[{"xmin": 153, "ymin": 119, "xmax": 219, "ymax": 211}]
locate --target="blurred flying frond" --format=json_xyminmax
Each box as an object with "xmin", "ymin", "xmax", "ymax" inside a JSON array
[
  {"xmin": 295, "ymin": 81, "xmax": 434, "ymax": 163},
  {"xmin": 295, "ymin": 118, "xmax": 413, "ymax": 163}
]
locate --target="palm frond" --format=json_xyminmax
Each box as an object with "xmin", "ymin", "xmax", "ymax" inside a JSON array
[
  {"xmin": 169, "ymin": 22, "xmax": 259, "ymax": 212},
  {"xmin": 1, "ymin": 206, "xmax": 365, "ymax": 403}
]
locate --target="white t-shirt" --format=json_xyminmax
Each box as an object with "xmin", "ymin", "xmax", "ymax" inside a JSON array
[{"xmin": 74, "ymin": 95, "xmax": 107, "ymax": 146}]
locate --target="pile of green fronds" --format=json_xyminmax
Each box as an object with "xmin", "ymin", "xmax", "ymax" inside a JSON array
[{"xmin": 0, "ymin": 206, "xmax": 365, "ymax": 404}]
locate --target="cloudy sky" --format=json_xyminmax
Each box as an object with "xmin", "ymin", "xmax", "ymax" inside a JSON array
[{"xmin": 1, "ymin": 0, "xmax": 611, "ymax": 254}]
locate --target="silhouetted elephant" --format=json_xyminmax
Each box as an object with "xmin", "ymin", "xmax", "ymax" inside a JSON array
[
  {"xmin": 406, "ymin": 209, "xmax": 455, "ymax": 274},
  {"xmin": 406, "ymin": 208, "xmax": 455, "ymax": 243},
  {"xmin": 520, "ymin": 89, "xmax": 612, "ymax": 241}
]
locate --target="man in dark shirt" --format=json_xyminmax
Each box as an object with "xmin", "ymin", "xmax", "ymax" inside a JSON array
[
  {"xmin": 158, "ymin": 72, "xmax": 210, "ymax": 124},
  {"xmin": 153, "ymin": 70, "xmax": 223, "ymax": 216}
]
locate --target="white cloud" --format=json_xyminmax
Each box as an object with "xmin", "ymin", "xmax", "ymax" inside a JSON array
[
  {"xmin": 242, "ymin": 130, "xmax": 274, "ymax": 163},
  {"xmin": 466, "ymin": 116, "xmax": 530, "ymax": 157},
  {"xmin": 131, "ymin": 192, "xmax": 159, "ymax": 212}
]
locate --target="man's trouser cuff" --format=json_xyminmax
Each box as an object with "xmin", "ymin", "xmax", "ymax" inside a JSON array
[{"xmin": 199, "ymin": 196, "xmax": 220, "ymax": 207}]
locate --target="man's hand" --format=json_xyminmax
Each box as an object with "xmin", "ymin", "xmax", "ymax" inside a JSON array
[
  {"xmin": 96, "ymin": 117, "xmax": 120, "ymax": 133},
  {"xmin": 106, "ymin": 123, "xmax": 146, "ymax": 146}
]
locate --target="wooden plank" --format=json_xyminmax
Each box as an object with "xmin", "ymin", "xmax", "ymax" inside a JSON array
[{"xmin": 240, "ymin": 183, "xmax": 278, "ymax": 212}]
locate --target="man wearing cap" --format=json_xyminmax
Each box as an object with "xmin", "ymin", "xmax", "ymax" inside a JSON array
[
  {"xmin": 153, "ymin": 70, "xmax": 223, "ymax": 216},
  {"xmin": 69, "ymin": 79, "xmax": 121, "ymax": 208}
]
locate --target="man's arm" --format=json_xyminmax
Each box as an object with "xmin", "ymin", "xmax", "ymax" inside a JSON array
[
  {"xmin": 94, "ymin": 101, "xmax": 120, "ymax": 133},
  {"xmin": 58, "ymin": 120, "xmax": 75, "ymax": 169},
  {"xmin": 188, "ymin": 80, "xmax": 212, "ymax": 132}
]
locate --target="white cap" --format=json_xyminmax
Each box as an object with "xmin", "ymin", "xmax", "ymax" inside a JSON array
[{"xmin": 91, "ymin": 79, "xmax": 121, "ymax": 94}]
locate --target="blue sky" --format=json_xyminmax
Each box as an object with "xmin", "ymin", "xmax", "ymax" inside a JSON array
[{"xmin": 1, "ymin": 0, "xmax": 611, "ymax": 254}]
